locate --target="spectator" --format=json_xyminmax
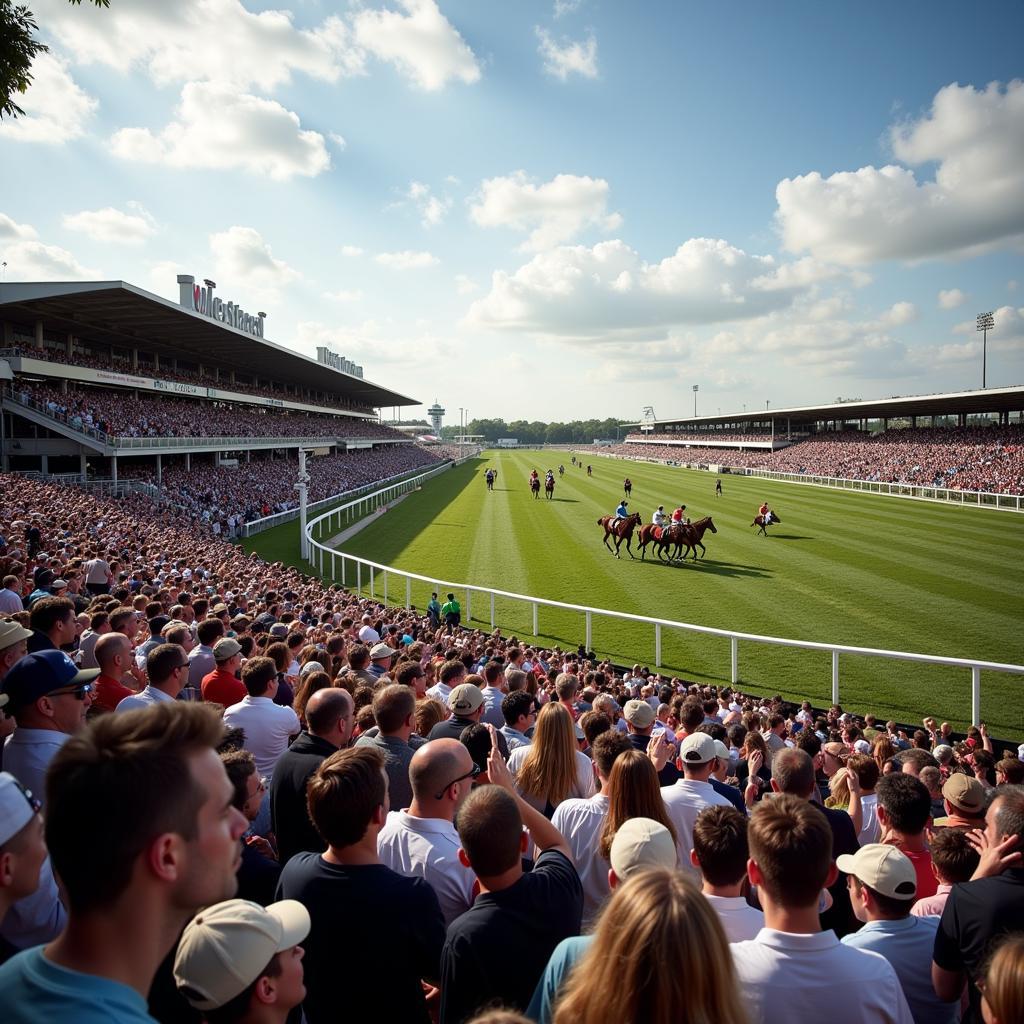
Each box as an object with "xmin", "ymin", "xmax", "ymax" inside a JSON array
[
  {"xmin": 935, "ymin": 773, "xmax": 987, "ymax": 830},
  {"xmin": 356, "ymin": 683, "xmax": 419, "ymax": 813},
  {"xmin": 223, "ymin": 658, "xmax": 300, "ymax": 782},
  {"xmin": 933, "ymin": 785, "xmax": 1024, "ymax": 1021},
  {"xmin": 840, "ymin": 844, "xmax": 955, "ymax": 1024},
  {"xmin": 550, "ymin": 867, "xmax": 748, "ymax": 1024},
  {"xmin": 377, "ymin": 738, "xmax": 478, "ymax": 927},
  {"xmin": 500, "ymin": 690, "xmax": 537, "ymax": 753},
  {"xmin": 201, "ymin": 638, "xmax": 247, "ymax": 706},
  {"xmin": 478, "ymin": 662, "xmax": 507, "ymax": 729},
  {"xmin": 731, "ymin": 795, "xmax": 913, "ymax": 1024},
  {"xmin": 0, "ymin": 575, "xmax": 25, "ymax": 614},
  {"xmin": 706, "ymin": 736, "xmax": 747, "ymax": 814},
  {"xmin": 188, "ymin": 618, "xmax": 224, "ymax": 692},
  {"xmin": 508, "ymin": 702, "xmax": 595, "ymax": 816},
  {"xmin": 692, "ymin": 805, "xmax": 764, "ymax": 941},
  {"xmin": 0, "ymin": 620, "xmax": 32, "ymax": 684},
  {"xmin": 550, "ymin": 730, "xmax": 633, "ymax": 926},
  {"xmin": 0, "ymin": 702, "xmax": 248, "ymax": 1022},
  {"xmin": 276, "ymin": 746, "xmax": 445, "ymax": 1024},
  {"xmin": 876, "ymin": 773, "xmax": 938, "ymax": 901},
  {"xmin": 221, "ymin": 750, "xmax": 280, "ymax": 906},
  {"xmin": 429, "ymin": 683, "xmax": 509, "ymax": 758},
  {"xmin": 527, "ymin": 817, "xmax": 678, "ymax": 1024},
  {"xmin": 919, "ymin": 765, "xmax": 946, "ymax": 820},
  {"xmin": 0, "ymin": 773, "xmax": 48, "ymax": 965},
  {"xmin": 427, "ymin": 658, "xmax": 465, "ymax": 705},
  {"xmin": 117, "ymin": 643, "xmax": 190, "ymax": 712},
  {"xmin": 26, "ymin": 596, "xmax": 77, "ymax": 654},
  {"xmin": 440, "ymin": 740, "xmax": 582, "ymax": 1024},
  {"xmin": 623, "ymin": 698, "xmax": 679, "ymax": 785},
  {"xmin": 846, "ymin": 753, "xmax": 881, "ymax": 845},
  {"xmin": 978, "ymin": 933, "xmax": 1024, "ymax": 1024},
  {"xmin": 270, "ymin": 688, "xmax": 353, "ymax": 865},
  {"xmin": 367, "ymin": 641, "xmax": 395, "ymax": 680},
  {"xmin": 910, "ymin": 826, "xmax": 978, "ymax": 917},
  {"xmin": 92, "ymin": 632, "xmax": 136, "ymax": 713},
  {"xmin": 174, "ymin": 898, "xmax": 310, "ymax": 1024},
  {"xmin": 661, "ymin": 732, "xmax": 732, "ymax": 877}
]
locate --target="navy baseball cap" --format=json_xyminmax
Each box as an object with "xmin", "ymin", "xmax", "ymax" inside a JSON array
[{"xmin": 1, "ymin": 651, "xmax": 100, "ymax": 709}]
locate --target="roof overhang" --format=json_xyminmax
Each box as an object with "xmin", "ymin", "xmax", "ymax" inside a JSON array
[{"xmin": 0, "ymin": 280, "xmax": 418, "ymax": 408}]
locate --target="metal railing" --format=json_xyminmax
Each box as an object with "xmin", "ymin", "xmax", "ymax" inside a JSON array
[{"xmin": 303, "ymin": 465, "xmax": 1024, "ymax": 726}]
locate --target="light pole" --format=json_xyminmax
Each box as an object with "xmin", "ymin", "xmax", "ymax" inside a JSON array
[
  {"xmin": 692, "ymin": 384, "xmax": 699, "ymax": 417},
  {"xmin": 977, "ymin": 311, "xmax": 994, "ymax": 388}
]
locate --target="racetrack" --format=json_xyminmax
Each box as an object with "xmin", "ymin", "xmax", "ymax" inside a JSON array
[{"xmin": 253, "ymin": 449, "xmax": 1024, "ymax": 736}]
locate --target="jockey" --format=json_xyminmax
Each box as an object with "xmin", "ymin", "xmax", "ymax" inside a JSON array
[
  {"xmin": 546, "ymin": 469, "xmax": 554, "ymax": 481},
  {"xmin": 530, "ymin": 469, "xmax": 539, "ymax": 483},
  {"xmin": 612, "ymin": 500, "xmax": 629, "ymax": 527},
  {"xmin": 759, "ymin": 501, "xmax": 771, "ymax": 524},
  {"xmin": 652, "ymin": 505, "xmax": 668, "ymax": 528},
  {"xmin": 671, "ymin": 504, "xmax": 687, "ymax": 523}
]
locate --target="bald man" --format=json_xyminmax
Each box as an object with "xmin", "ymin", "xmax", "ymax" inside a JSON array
[
  {"xmin": 377, "ymin": 739, "xmax": 478, "ymax": 926},
  {"xmin": 92, "ymin": 632, "xmax": 136, "ymax": 713}
]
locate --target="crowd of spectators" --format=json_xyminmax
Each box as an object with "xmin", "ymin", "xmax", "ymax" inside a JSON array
[
  {"xmin": 604, "ymin": 425, "xmax": 1024, "ymax": 494},
  {"xmin": 625, "ymin": 431, "xmax": 781, "ymax": 443},
  {"xmin": 1, "ymin": 472, "xmax": 1024, "ymax": 1022},
  {"xmin": 3, "ymin": 343, "xmax": 375, "ymax": 415},
  {"xmin": 11, "ymin": 381, "xmax": 404, "ymax": 442}
]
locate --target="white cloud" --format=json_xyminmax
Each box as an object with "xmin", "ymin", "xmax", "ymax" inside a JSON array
[
  {"xmin": 400, "ymin": 181, "xmax": 452, "ymax": 227},
  {"xmin": 353, "ymin": 0, "xmax": 481, "ymax": 91},
  {"xmin": 536, "ymin": 27, "xmax": 598, "ymax": 80},
  {"xmin": 110, "ymin": 81, "xmax": 330, "ymax": 181},
  {"xmin": 324, "ymin": 288, "xmax": 364, "ymax": 302},
  {"xmin": 374, "ymin": 250, "xmax": 439, "ymax": 269},
  {"xmin": 881, "ymin": 301, "xmax": 917, "ymax": 326},
  {"xmin": 62, "ymin": 204, "xmax": 156, "ymax": 245},
  {"xmin": 329, "ymin": 132, "xmax": 348, "ymax": 150},
  {"xmin": 209, "ymin": 226, "xmax": 300, "ymax": 297},
  {"xmin": 469, "ymin": 171, "xmax": 621, "ymax": 251},
  {"xmin": 776, "ymin": 80, "xmax": 1024, "ymax": 264},
  {"xmin": 0, "ymin": 213, "xmax": 97, "ymax": 279},
  {"xmin": 341, "ymin": 246, "xmax": 364, "ymax": 257},
  {"xmin": 454, "ymin": 274, "xmax": 478, "ymax": 295},
  {"xmin": 465, "ymin": 237, "xmax": 814, "ymax": 343},
  {"xmin": 0, "ymin": 53, "xmax": 97, "ymax": 144},
  {"xmin": 938, "ymin": 288, "xmax": 966, "ymax": 309},
  {"xmin": 554, "ymin": 0, "xmax": 584, "ymax": 16}
]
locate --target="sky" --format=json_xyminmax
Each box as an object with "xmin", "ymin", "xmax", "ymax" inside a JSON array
[{"xmin": 1, "ymin": 0, "xmax": 1023, "ymax": 423}]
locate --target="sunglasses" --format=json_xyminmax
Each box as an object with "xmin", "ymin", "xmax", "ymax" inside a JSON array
[
  {"xmin": 434, "ymin": 763, "xmax": 481, "ymax": 800},
  {"xmin": 49, "ymin": 682, "xmax": 94, "ymax": 700}
]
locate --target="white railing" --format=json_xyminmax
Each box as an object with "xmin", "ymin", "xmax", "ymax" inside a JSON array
[
  {"xmin": 585, "ymin": 449, "xmax": 1024, "ymax": 512},
  {"xmin": 303, "ymin": 474, "xmax": 1024, "ymax": 726}
]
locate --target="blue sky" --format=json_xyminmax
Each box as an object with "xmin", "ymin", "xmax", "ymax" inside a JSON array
[{"xmin": 1, "ymin": 0, "xmax": 1022, "ymax": 421}]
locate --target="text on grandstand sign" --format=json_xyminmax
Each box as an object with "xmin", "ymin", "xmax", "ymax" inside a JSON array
[{"xmin": 176, "ymin": 274, "xmax": 266, "ymax": 338}]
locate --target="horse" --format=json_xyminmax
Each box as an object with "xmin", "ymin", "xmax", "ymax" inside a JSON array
[
  {"xmin": 485, "ymin": 470, "xmax": 494, "ymax": 491},
  {"xmin": 637, "ymin": 522, "xmax": 680, "ymax": 561},
  {"xmin": 530, "ymin": 476, "xmax": 541, "ymax": 499},
  {"xmin": 558, "ymin": 464, "xmax": 565, "ymax": 477},
  {"xmin": 597, "ymin": 512, "xmax": 642, "ymax": 558},
  {"xmin": 751, "ymin": 511, "xmax": 781, "ymax": 536},
  {"xmin": 623, "ymin": 478, "xmax": 632, "ymax": 497},
  {"xmin": 670, "ymin": 516, "xmax": 718, "ymax": 560},
  {"xmin": 545, "ymin": 476, "xmax": 555, "ymax": 499}
]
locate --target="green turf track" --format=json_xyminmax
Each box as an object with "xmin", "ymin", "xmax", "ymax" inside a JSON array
[{"xmin": 246, "ymin": 450, "xmax": 1024, "ymax": 738}]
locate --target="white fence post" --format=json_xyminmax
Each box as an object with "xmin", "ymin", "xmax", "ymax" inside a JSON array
[
  {"xmin": 466, "ymin": 590, "xmax": 472, "ymax": 622},
  {"xmin": 655, "ymin": 623, "xmax": 662, "ymax": 666},
  {"xmin": 832, "ymin": 650, "xmax": 840, "ymax": 706},
  {"xmin": 731, "ymin": 636, "xmax": 738, "ymax": 684},
  {"xmin": 383, "ymin": 571, "xmax": 388, "ymax": 605},
  {"xmin": 532, "ymin": 602, "xmax": 538, "ymax": 638},
  {"xmin": 971, "ymin": 666, "xmax": 981, "ymax": 726},
  {"xmin": 585, "ymin": 610, "xmax": 592, "ymax": 651},
  {"xmin": 490, "ymin": 593, "xmax": 495, "ymax": 629},
  {"xmin": 406, "ymin": 577, "xmax": 411, "ymax": 609}
]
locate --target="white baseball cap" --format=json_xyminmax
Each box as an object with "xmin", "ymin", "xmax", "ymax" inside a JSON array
[
  {"xmin": 836, "ymin": 844, "xmax": 917, "ymax": 901},
  {"xmin": 0, "ymin": 772, "xmax": 38, "ymax": 846},
  {"xmin": 679, "ymin": 732, "xmax": 717, "ymax": 764},
  {"xmin": 174, "ymin": 899, "xmax": 310, "ymax": 1011},
  {"xmin": 610, "ymin": 817, "xmax": 678, "ymax": 878}
]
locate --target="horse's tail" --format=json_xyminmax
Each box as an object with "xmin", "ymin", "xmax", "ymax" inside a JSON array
[{"xmin": 597, "ymin": 517, "xmax": 604, "ymax": 526}]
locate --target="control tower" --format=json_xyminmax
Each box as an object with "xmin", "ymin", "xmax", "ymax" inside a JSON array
[{"xmin": 427, "ymin": 401, "xmax": 445, "ymax": 435}]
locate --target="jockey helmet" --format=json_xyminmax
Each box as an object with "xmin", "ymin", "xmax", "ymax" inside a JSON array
[{"xmin": 657, "ymin": 505, "xmax": 664, "ymax": 510}]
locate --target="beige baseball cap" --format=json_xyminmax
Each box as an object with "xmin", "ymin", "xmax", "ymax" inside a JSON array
[
  {"xmin": 212, "ymin": 637, "xmax": 242, "ymax": 661},
  {"xmin": 609, "ymin": 817, "xmax": 678, "ymax": 878},
  {"xmin": 448, "ymin": 682, "xmax": 484, "ymax": 715},
  {"xmin": 836, "ymin": 844, "xmax": 917, "ymax": 901},
  {"xmin": 174, "ymin": 899, "xmax": 310, "ymax": 1011},
  {"xmin": 942, "ymin": 773, "xmax": 986, "ymax": 814},
  {"xmin": 623, "ymin": 699, "xmax": 656, "ymax": 729},
  {"xmin": 0, "ymin": 619, "xmax": 32, "ymax": 652}
]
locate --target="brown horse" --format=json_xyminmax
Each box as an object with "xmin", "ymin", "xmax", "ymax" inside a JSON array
[
  {"xmin": 545, "ymin": 476, "xmax": 555, "ymax": 499},
  {"xmin": 530, "ymin": 476, "xmax": 541, "ymax": 499},
  {"xmin": 670, "ymin": 516, "xmax": 718, "ymax": 561},
  {"xmin": 597, "ymin": 512, "xmax": 642, "ymax": 558},
  {"xmin": 751, "ymin": 510, "xmax": 781, "ymax": 536},
  {"xmin": 637, "ymin": 522, "xmax": 681, "ymax": 561}
]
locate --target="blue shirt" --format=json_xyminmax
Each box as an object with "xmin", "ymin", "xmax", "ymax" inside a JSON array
[
  {"xmin": 615, "ymin": 504, "xmax": 627, "ymax": 517},
  {"xmin": 527, "ymin": 935, "xmax": 593, "ymax": 1023},
  {"xmin": 0, "ymin": 946, "xmax": 156, "ymax": 1023},
  {"xmin": 842, "ymin": 915, "xmax": 955, "ymax": 1024}
]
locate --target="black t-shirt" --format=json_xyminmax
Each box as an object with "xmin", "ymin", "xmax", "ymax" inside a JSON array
[
  {"xmin": 817, "ymin": 802, "xmax": 860, "ymax": 938},
  {"xmin": 440, "ymin": 850, "xmax": 582, "ymax": 1024},
  {"xmin": 934, "ymin": 869, "xmax": 1024, "ymax": 1024},
  {"xmin": 276, "ymin": 854, "xmax": 445, "ymax": 1024},
  {"xmin": 628, "ymin": 733, "xmax": 679, "ymax": 786},
  {"xmin": 236, "ymin": 841, "xmax": 281, "ymax": 907}
]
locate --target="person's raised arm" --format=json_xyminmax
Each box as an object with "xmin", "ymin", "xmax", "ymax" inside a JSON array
[
  {"xmin": 846, "ymin": 766, "xmax": 863, "ymax": 836},
  {"xmin": 485, "ymin": 725, "xmax": 571, "ymax": 858}
]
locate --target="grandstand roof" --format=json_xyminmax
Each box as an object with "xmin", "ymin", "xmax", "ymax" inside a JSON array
[
  {"xmin": 637, "ymin": 385, "xmax": 1024, "ymax": 429},
  {"xmin": 0, "ymin": 281, "xmax": 417, "ymax": 408}
]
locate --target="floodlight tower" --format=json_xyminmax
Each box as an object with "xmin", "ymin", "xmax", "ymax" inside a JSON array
[
  {"xmin": 977, "ymin": 311, "xmax": 995, "ymax": 388},
  {"xmin": 427, "ymin": 400, "xmax": 445, "ymax": 434}
]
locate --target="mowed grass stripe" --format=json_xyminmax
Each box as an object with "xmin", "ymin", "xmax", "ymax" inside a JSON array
[{"xmin": 291, "ymin": 450, "xmax": 1024, "ymax": 734}]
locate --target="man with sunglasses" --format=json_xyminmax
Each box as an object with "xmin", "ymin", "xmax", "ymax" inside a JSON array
[{"xmin": 116, "ymin": 644, "xmax": 190, "ymax": 712}]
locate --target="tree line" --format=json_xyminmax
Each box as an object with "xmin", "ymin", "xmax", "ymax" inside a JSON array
[{"xmin": 440, "ymin": 418, "xmax": 629, "ymax": 445}]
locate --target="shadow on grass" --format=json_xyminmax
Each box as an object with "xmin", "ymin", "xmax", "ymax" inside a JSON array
[
  {"xmin": 636, "ymin": 557, "xmax": 771, "ymax": 579},
  {"xmin": 752, "ymin": 532, "xmax": 812, "ymax": 540}
]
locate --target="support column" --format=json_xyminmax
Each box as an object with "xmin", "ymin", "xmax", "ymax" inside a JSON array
[
  {"xmin": 230, "ymin": 370, "xmax": 236, "ymax": 385},
  {"xmin": 80, "ymin": 451, "xmax": 87, "ymax": 477},
  {"xmin": 34, "ymin": 320, "xmax": 44, "ymax": 350},
  {"xmin": 2, "ymin": 321, "xmax": 12, "ymax": 346},
  {"xmin": 156, "ymin": 454, "xmax": 162, "ymax": 485},
  {"xmin": 40, "ymin": 455, "xmax": 48, "ymax": 475},
  {"xmin": 911, "ymin": 416, "xmax": 917, "ymax": 428},
  {"xmin": 111, "ymin": 455, "xmax": 118, "ymax": 483},
  {"xmin": 154, "ymin": 352, "xmax": 160, "ymax": 373},
  {"xmin": 66, "ymin": 332, "xmax": 74, "ymax": 359},
  {"xmin": 214, "ymin": 367, "xmax": 220, "ymax": 382},
  {"xmin": 185, "ymin": 452, "xmax": 191, "ymax": 471},
  {"xmin": 245, "ymin": 449, "xmax": 251, "ymax": 463},
  {"xmin": 131, "ymin": 348, "xmax": 138, "ymax": 370},
  {"xmin": 198, "ymin": 363, "xmax": 204, "ymax": 379}
]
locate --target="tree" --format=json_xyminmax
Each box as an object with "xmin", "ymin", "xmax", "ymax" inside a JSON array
[{"xmin": 0, "ymin": 0, "xmax": 108, "ymax": 120}]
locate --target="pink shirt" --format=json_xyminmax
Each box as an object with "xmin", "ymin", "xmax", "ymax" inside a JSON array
[{"xmin": 910, "ymin": 882, "xmax": 952, "ymax": 917}]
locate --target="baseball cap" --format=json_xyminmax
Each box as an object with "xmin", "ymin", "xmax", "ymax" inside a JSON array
[
  {"xmin": 942, "ymin": 773, "xmax": 986, "ymax": 814},
  {"xmin": 0, "ymin": 772, "xmax": 39, "ymax": 846},
  {"xmin": 1, "ymin": 650, "xmax": 100, "ymax": 709},
  {"xmin": 712, "ymin": 739, "xmax": 731, "ymax": 763},
  {"xmin": 269, "ymin": 623, "xmax": 288, "ymax": 638},
  {"xmin": 369, "ymin": 642, "xmax": 397, "ymax": 660},
  {"xmin": 609, "ymin": 818, "xmax": 678, "ymax": 878},
  {"xmin": 300, "ymin": 661, "xmax": 325, "ymax": 677},
  {"xmin": 853, "ymin": 739, "xmax": 871, "ymax": 755},
  {"xmin": 623, "ymin": 699, "xmax": 655, "ymax": 729},
  {"xmin": 836, "ymin": 844, "xmax": 917, "ymax": 901},
  {"xmin": 213, "ymin": 638, "xmax": 242, "ymax": 661},
  {"xmin": 822, "ymin": 742, "xmax": 848, "ymax": 761},
  {"xmin": 174, "ymin": 899, "xmax": 310, "ymax": 1011},
  {"xmin": 679, "ymin": 732, "xmax": 717, "ymax": 764},
  {"xmin": 448, "ymin": 683, "xmax": 484, "ymax": 715},
  {"xmin": 0, "ymin": 619, "xmax": 33, "ymax": 652}
]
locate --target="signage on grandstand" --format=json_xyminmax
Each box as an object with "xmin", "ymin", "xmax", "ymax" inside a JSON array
[
  {"xmin": 316, "ymin": 346, "xmax": 363, "ymax": 379},
  {"xmin": 176, "ymin": 275, "xmax": 266, "ymax": 339}
]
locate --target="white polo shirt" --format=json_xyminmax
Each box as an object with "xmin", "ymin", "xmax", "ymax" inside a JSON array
[
  {"xmin": 731, "ymin": 928, "xmax": 913, "ymax": 1024},
  {"xmin": 703, "ymin": 893, "xmax": 764, "ymax": 942},
  {"xmin": 377, "ymin": 810, "xmax": 476, "ymax": 927},
  {"xmin": 660, "ymin": 777, "xmax": 732, "ymax": 877},
  {"xmin": 426, "ymin": 681, "xmax": 452, "ymax": 705},
  {"xmin": 551, "ymin": 793, "xmax": 611, "ymax": 926},
  {"xmin": 223, "ymin": 696, "xmax": 300, "ymax": 779},
  {"xmin": 115, "ymin": 685, "xmax": 175, "ymax": 713}
]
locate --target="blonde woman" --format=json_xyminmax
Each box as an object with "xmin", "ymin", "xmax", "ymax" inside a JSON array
[
  {"xmin": 981, "ymin": 933, "xmax": 1024, "ymax": 1024},
  {"xmin": 552, "ymin": 868, "xmax": 748, "ymax": 1024},
  {"xmin": 508, "ymin": 703, "xmax": 595, "ymax": 816}
]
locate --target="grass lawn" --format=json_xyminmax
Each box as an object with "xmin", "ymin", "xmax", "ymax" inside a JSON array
[{"xmin": 246, "ymin": 449, "xmax": 1024, "ymax": 737}]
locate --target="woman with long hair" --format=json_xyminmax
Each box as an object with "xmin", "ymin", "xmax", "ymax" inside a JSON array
[
  {"xmin": 552, "ymin": 868, "xmax": 748, "ymax": 1024},
  {"xmin": 508, "ymin": 703, "xmax": 595, "ymax": 816},
  {"xmin": 598, "ymin": 750, "xmax": 677, "ymax": 860},
  {"xmin": 735, "ymin": 730, "xmax": 771, "ymax": 802},
  {"xmin": 872, "ymin": 734, "xmax": 895, "ymax": 776}
]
